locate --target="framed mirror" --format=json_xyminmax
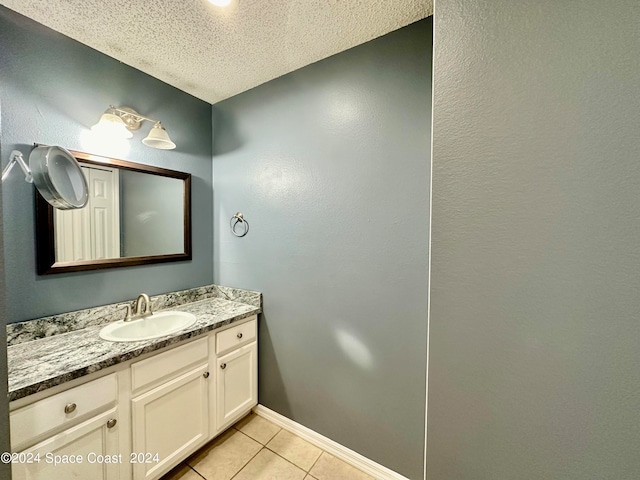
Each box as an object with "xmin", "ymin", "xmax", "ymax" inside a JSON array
[{"xmin": 35, "ymin": 149, "xmax": 192, "ymax": 274}]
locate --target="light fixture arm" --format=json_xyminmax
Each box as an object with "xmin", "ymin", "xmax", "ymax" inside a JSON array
[
  {"xmin": 93, "ymin": 105, "xmax": 176, "ymax": 150},
  {"xmin": 1, "ymin": 150, "xmax": 33, "ymax": 183},
  {"xmin": 110, "ymin": 106, "xmax": 162, "ymax": 131}
]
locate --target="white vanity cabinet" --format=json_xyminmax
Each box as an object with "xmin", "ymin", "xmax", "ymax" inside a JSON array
[
  {"xmin": 9, "ymin": 314, "xmax": 258, "ymax": 480},
  {"xmin": 130, "ymin": 315, "xmax": 257, "ymax": 480},
  {"xmin": 213, "ymin": 320, "xmax": 258, "ymax": 432},
  {"xmin": 130, "ymin": 337, "xmax": 210, "ymax": 480},
  {"xmin": 10, "ymin": 374, "xmax": 121, "ymax": 480}
]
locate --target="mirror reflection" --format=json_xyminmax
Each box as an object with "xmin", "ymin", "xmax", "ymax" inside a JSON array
[
  {"xmin": 55, "ymin": 165, "xmax": 185, "ymax": 261},
  {"xmin": 36, "ymin": 150, "xmax": 192, "ymax": 274}
]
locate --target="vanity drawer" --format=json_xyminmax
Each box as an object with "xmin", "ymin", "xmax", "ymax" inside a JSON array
[
  {"xmin": 216, "ymin": 318, "xmax": 257, "ymax": 355},
  {"xmin": 10, "ymin": 373, "xmax": 117, "ymax": 450},
  {"xmin": 132, "ymin": 337, "xmax": 208, "ymax": 393}
]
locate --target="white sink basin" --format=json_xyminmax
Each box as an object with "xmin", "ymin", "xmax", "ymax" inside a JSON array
[{"xmin": 99, "ymin": 311, "xmax": 197, "ymax": 342}]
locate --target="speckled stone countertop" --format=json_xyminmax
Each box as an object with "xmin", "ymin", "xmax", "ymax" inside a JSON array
[{"xmin": 8, "ymin": 295, "xmax": 260, "ymax": 402}]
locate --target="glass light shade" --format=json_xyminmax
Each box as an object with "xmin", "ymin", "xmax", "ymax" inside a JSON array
[
  {"xmin": 209, "ymin": 0, "xmax": 233, "ymax": 6},
  {"xmin": 142, "ymin": 123, "xmax": 176, "ymax": 150},
  {"xmin": 91, "ymin": 112, "xmax": 133, "ymax": 139}
]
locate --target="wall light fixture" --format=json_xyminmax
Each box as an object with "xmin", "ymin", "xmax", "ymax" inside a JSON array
[{"xmin": 91, "ymin": 106, "xmax": 176, "ymax": 150}]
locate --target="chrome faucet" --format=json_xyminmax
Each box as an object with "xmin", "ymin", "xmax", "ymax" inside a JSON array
[
  {"xmin": 124, "ymin": 293, "xmax": 153, "ymax": 322},
  {"xmin": 135, "ymin": 293, "xmax": 153, "ymax": 317}
]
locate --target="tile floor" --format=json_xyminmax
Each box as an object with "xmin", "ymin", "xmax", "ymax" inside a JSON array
[{"xmin": 161, "ymin": 413, "xmax": 375, "ymax": 480}]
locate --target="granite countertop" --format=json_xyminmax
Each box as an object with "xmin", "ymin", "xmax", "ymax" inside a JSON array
[{"xmin": 8, "ymin": 297, "xmax": 260, "ymax": 402}]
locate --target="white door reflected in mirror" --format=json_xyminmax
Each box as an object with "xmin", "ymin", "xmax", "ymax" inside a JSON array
[{"xmin": 55, "ymin": 165, "xmax": 119, "ymax": 262}]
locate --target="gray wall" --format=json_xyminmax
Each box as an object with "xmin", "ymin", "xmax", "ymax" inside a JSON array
[
  {"xmin": 213, "ymin": 19, "xmax": 431, "ymax": 479},
  {"xmin": 428, "ymin": 1, "xmax": 640, "ymax": 479},
  {"xmin": 120, "ymin": 170, "xmax": 184, "ymax": 257},
  {"xmin": 0, "ymin": 7, "xmax": 213, "ymax": 322}
]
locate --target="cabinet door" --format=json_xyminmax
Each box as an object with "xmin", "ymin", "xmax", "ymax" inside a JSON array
[
  {"xmin": 12, "ymin": 408, "xmax": 120, "ymax": 480},
  {"xmin": 132, "ymin": 364, "xmax": 209, "ymax": 480},
  {"xmin": 216, "ymin": 342, "xmax": 258, "ymax": 431}
]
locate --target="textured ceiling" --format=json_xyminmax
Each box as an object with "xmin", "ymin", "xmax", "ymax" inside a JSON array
[{"xmin": 1, "ymin": 0, "xmax": 433, "ymax": 104}]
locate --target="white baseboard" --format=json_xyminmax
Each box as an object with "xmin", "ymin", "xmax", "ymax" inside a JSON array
[{"xmin": 253, "ymin": 405, "xmax": 410, "ymax": 480}]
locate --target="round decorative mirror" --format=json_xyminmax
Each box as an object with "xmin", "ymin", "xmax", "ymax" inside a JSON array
[{"xmin": 29, "ymin": 146, "xmax": 88, "ymax": 209}]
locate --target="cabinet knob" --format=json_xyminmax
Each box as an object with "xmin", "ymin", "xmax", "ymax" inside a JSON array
[
  {"xmin": 203, "ymin": 371, "xmax": 210, "ymax": 379},
  {"xmin": 237, "ymin": 332, "xmax": 243, "ymax": 339},
  {"xmin": 106, "ymin": 418, "xmax": 117, "ymax": 429},
  {"xmin": 64, "ymin": 403, "xmax": 77, "ymax": 414},
  {"xmin": 220, "ymin": 363, "xmax": 227, "ymax": 370}
]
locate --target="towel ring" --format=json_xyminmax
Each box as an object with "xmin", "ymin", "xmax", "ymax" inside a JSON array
[{"xmin": 230, "ymin": 212, "xmax": 249, "ymax": 237}]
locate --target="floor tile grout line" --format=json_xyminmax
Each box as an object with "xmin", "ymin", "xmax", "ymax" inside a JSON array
[
  {"xmin": 241, "ymin": 427, "xmax": 281, "ymax": 446},
  {"xmin": 236, "ymin": 418, "xmax": 282, "ymax": 446},
  {"xmin": 307, "ymin": 449, "xmax": 325, "ymax": 475},
  {"xmin": 264, "ymin": 427, "xmax": 324, "ymax": 473},
  {"xmin": 235, "ymin": 427, "xmax": 268, "ymax": 445},
  {"xmin": 264, "ymin": 444, "xmax": 321, "ymax": 474},
  {"xmin": 187, "ymin": 427, "xmax": 260, "ymax": 480},
  {"xmin": 228, "ymin": 445, "xmax": 267, "ymax": 480},
  {"xmin": 186, "ymin": 464, "xmax": 207, "ymax": 480}
]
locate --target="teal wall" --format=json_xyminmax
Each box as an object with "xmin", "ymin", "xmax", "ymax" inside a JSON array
[
  {"xmin": 429, "ymin": 1, "xmax": 640, "ymax": 478},
  {"xmin": 213, "ymin": 19, "xmax": 432, "ymax": 479},
  {"xmin": 0, "ymin": 7, "xmax": 213, "ymax": 323}
]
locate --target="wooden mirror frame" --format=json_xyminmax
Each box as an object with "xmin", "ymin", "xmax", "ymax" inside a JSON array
[{"xmin": 35, "ymin": 150, "xmax": 192, "ymax": 274}]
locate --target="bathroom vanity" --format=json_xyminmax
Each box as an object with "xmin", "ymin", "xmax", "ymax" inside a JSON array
[{"xmin": 6, "ymin": 286, "xmax": 260, "ymax": 480}]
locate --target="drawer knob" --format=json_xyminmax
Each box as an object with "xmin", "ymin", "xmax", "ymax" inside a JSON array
[
  {"xmin": 203, "ymin": 371, "xmax": 210, "ymax": 379},
  {"xmin": 220, "ymin": 363, "xmax": 227, "ymax": 370},
  {"xmin": 106, "ymin": 418, "xmax": 117, "ymax": 429},
  {"xmin": 237, "ymin": 332, "xmax": 243, "ymax": 339},
  {"xmin": 64, "ymin": 403, "xmax": 77, "ymax": 414}
]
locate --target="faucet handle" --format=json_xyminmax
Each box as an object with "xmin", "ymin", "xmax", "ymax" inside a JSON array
[{"xmin": 123, "ymin": 304, "xmax": 132, "ymax": 322}]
